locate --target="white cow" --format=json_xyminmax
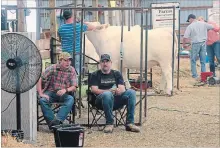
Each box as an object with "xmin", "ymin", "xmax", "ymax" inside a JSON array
[
  {"xmin": 83, "ymin": 22, "xmax": 101, "ymax": 64},
  {"xmin": 85, "ymin": 23, "xmax": 178, "ymax": 95},
  {"xmin": 84, "ymin": 35, "xmax": 99, "ymax": 64}
]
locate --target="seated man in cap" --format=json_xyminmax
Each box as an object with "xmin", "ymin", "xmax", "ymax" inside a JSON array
[
  {"xmin": 183, "ymin": 14, "xmax": 214, "ymax": 80},
  {"xmin": 37, "ymin": 52, "xmax": 78, "ymax": 129},
  {"xmin": 58, "ymin": 10, "xmax": 96, "ymax": 74},
  {"xmin": 89, "ymin": 54, "xmax": 140, "ymax": 133}
]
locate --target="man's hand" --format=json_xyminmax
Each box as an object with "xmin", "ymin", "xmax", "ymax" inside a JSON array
[
  {"xmin": 110, "ymin": 88, "xmax": 116, "ymax": 95},
  {"xmin": 183, "ymin": 44, "xmax": 191, "ymax": 51},
  {"xmin": 56, "ymin": 89, "xmax": 66, "ymax": 96},
  {"xmin": 115, "ymin": 88, "xmax": 122, "ymax": 96},
  {"xmin": 39, "ymin": 93, "xmax": 49, "ymax": 100}
]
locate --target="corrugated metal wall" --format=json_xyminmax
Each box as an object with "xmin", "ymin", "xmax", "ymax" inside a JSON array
[
  {"xmin": 39, "ymin": 0, "xmax": 214, "ymax": 30},
  {"xmin": 39, "ymin": 0, "xmax": 109, "ymax": 29},
  {"xmin": 139, "ymin": 0, "xmax": 213, "ymax": 27}
]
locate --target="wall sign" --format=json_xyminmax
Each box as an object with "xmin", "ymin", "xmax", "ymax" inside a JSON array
[{"xmin": 151, "ymin": 2, "xmax": 180, "ymax": 30}]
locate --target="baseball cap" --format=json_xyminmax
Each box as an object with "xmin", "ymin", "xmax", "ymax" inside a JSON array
[
  {"xmin": 186, "ymin": 14, "xmax": 196, "ymax": 22},
  {"xmin": 63, "ymin": 10, "xmax": 72, "ymax": 20},
  {"xmin": 100, "ymin": 54, "xmax": 111, "ymax": 61},
  {"xmin": 58, "ymin": 52, "xmax": 72, "ymax": 61}
]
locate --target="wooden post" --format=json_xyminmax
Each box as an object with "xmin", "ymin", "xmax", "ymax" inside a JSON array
[
  {"xmin": 17, "ymin": 0, "xmax": 26, "ymax": 32},
  {"xmin": 49, "ymin": 0, "xmax": 57, "ymax": 38},
  {"xmin": 107, "ymin": 0, "xmax": 113, "ymax": 25},
  {"xmin": 92, "ymin": 0, "xmax": 98, "ymax": 21},
  {"xmin": 121, "ymin": 0, "xmax": 125, "ymax": 25},
  {"xmin": 49, "ymin": 0, "xmax": 59, "ymax": 62}
]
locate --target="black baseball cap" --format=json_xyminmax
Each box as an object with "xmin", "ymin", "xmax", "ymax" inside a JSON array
[
  {"xmin": 187, "ymin": 14, "xmax": 196, "ymax": 22},
  {"xmin": 100, "ymin": 54, "xmax": 111, "ymax": 61},
  {"xmin": 63, "ymin": 10, "xmax": 72, "ymax": 20}
]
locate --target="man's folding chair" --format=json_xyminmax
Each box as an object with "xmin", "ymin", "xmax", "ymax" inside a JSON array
[
  {"xmin": 37, "ymin": 92, "xmax": 76, "ymax": 131},
  {"xmin": 86, "ymin": 73, "xmax": 127, "ymax": 130}
]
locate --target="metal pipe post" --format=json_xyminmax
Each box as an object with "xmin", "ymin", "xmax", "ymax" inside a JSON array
[
  {"xmin": 149, "ymin": 4, "xmax": 153, "ymax": 87},
  {"xmin": 139, "ymin": 8, "xmax": 144, "ymax": 125},
  {"xmin": 128, "ymin": 2, "xmax": 131, "ymax": 31},
  {"xmin": 177, "ymin": 8, "xmax": 181, "ymax": 90},
  {"xmin": 144, "ymin": 11, "xmax": 148, "ymax": 118},
  {"xmin": 78, "ymin": 0, "xmax": 85, "ymax": 118},
  {"xmin": 130, "ymin": 0, "xmax": 134, "ymax": 26},
  {"xmin": 171, "ymin": 6, "xmax": 176, "ymax": 95},
  {"xmin": 82, "ymin": 8, "xmax": 86, "ymax": 78},
  {"xmin": 36, "ymin": 0, "xmax": 41, "ymax": 40},
  {"xmin": 72, "ymin": 0, "xmax": 77, "ymax": 69},
  {"xmin": 120, "ymin": 9, "xmax": 124, "ymax": 74}
]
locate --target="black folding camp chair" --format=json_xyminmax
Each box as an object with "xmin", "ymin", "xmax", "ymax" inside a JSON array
[{"xmin": 86, "ymin": 73, "xmax": 127, "ymax": 130}]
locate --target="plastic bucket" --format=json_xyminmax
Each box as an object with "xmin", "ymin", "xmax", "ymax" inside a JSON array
[
  {"xmin": 56, "ymin": 126, "xmax": 85, "ymax": 147},
  {"xmin": 52, "ymin": 124, "xmax": 80, "ymax": 147},
  {"xmin": 201, "ymin": 72, "xmax": 213, "ymax": 82}
]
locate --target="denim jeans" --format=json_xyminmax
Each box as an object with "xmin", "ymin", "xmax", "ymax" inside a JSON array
[
  {"xmin": 206, "ymin": 41, "xmax": 220, "ymax": 76},
  {"xmin": 190, "ymin": 42, "xmax": 207, "ymax": 78},
  {"xmin": 39, "ymin": 91, "xmax": 74, "ymax": 124},
  {"xmin": 95, "ymin": 89, "xmax": 136, "ymax": 125}
]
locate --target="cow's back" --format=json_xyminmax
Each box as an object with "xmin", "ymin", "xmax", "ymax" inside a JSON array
[
  {"xmin": 86, "ymin": 25, "xmax": 177, "ymax": 69},
  {"xmin": 120, "ymin": 27, "xmax": 176, "ymax": 68}
]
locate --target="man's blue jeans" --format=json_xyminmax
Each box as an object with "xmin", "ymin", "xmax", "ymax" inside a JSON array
[
  {"xmin": 190, "ymin": 42, "xmax": 207, "ymax": 78},
  {"xmin": 95, "ymin": 89, "xmax": 136, "ymax": 125},
  {"xmin": 207, "ymin": 41, "xmax": 220, "ymax": 76},
  {"xmin": 39, "ymin": 91, "xmax": 74, "ymax": 124}
]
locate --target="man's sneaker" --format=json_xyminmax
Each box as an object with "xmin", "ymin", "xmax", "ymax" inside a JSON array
[
  {"xmin": 104, "ymin": 125, "xmax": 114, "ymax": 133},
  {"xmin": 194, "ymin": 77, "xmax": 201, "ymax": 82},
  {"xmin": 48, "ymin": 119, "xmax": 62, "ymax": 130},
  {"xmin": 125, "ymin": 124, "xmax": 140, "ymax": 133}
]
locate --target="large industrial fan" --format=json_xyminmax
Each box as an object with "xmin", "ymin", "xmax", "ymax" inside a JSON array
[{"xmin": 1, "ymin": 33, "xmax": 42, "ymax": 133}]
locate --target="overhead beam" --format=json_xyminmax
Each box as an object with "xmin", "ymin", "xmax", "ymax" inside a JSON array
[{"xmin": 107, "ymin": 0, "xmax": 113, "ymax": 25}]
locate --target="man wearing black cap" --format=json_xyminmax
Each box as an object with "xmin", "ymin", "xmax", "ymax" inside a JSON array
[
  {"xmin": 183, "ymin": 14, "xmax": 214, "ymax": 80},
  {"xmin": 58, "ymin": 10, "xmax": 95, "ymax": 74},
  {"xmin": 89, "ymin": 54, "xmax": 140, "ymax": 133}
]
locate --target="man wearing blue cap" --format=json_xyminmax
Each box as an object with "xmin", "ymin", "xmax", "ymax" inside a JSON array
[{"xmin": 183, "ymin": 14, "xmax": 215, "ymax": 80}]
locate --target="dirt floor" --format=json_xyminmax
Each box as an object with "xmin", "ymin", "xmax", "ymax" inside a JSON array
[{"xmin": 9, "ymin": 58, "xmax": 220, "ymax": 147}]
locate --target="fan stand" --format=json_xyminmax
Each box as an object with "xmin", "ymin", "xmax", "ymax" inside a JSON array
[
  {"xmin": 6, "ymin": 58, "xmax": 22, "ymax": 130},
  {"xmin": 16, "ymin": 93, "xmax": 21, "ymax": 130},
  {"xmin": 2, "ymin": 33, "xmax": 43, "ymax": 134}
]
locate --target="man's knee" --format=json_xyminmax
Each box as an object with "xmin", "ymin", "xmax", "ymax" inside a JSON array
[
  {"xmin": 101, "ymin": 91, "xmax": 114, "ymax": 98},
  {"xmin": 124, "ymin": 89, "xmax": 136, "ymax": 104},
  {"xmin": 39, "ymin": 98, "xmax": 49, "ymax": 105},
  {"xmin": 65, "ymin": 95, "xmax": 74, "ymax": 106},
  {"xmin": 126, "ymin": 89, "xmax": 136, "ymax": 96},
  {"xmin": 100, "ymin": 91, "xmax": 114, "ymax": 104}
]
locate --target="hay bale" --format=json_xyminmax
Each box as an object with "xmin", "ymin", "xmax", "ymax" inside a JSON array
[{"xmin": 1, "ymin": 134, "xmax": 33, "ymax": 147}]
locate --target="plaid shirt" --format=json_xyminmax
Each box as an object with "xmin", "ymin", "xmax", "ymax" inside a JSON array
[{"xmin": 41, "ymin": 64, "xmax": 77, "ymax": 92}]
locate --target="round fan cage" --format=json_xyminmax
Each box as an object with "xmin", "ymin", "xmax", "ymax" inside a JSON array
[{"xmin": 1, "ymin": 33, "xmax": 42, "ymax": 94}]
